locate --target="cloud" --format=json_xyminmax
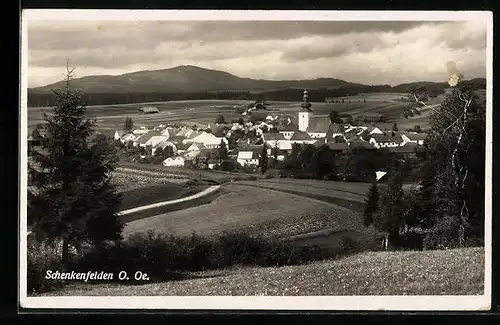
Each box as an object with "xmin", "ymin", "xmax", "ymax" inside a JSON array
[{"xmin": 26, "ymin": 20, "xmax": 487, "ymax": 87}]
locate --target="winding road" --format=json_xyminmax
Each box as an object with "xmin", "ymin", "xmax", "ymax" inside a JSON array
[{"xmin": 117, "ymin": 185, "xmax": 221, "ymax": 216}]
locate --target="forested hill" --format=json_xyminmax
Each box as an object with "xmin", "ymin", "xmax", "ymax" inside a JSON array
[{"xmin": 27, "ymin": 65, "xmax": 486, "ymax": 107}]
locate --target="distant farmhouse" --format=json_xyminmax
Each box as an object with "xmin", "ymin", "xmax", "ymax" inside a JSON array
[{"xmin": 140, "ymin": 106, "xmax": 160, "ymax": 114}]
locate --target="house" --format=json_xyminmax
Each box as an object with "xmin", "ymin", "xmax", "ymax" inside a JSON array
[
  {"xmin": 162, "ymin": 156, "xmax": 185, "ymax": 167},
  {"xmin": 401, "ymin": 132, "xmax": 427, "ymax": 145},
  {"xmin": 161, "ymin": 127, "xmax": 178, "ymax": 139},
  {"xmin": 134, "ymin": 131, "xmax": 162, "ymax": 148},
  {"xmin": 120, "ymin": 132, "xmax": 137, "ymax": 144},
  {"xmin": 262, "ymin": 133, "xmax": 290, "ymax": 149},
  {"xmin": 132, "ymin": 128, "xmax": 149, "ymax": 136},
  {"xmin": 183, "ymin": 150, "xmax": 202, "ymax": 160},
  {"xmin": 187, "ymin": 142, "xmax": 207, "ymax": 152},
  {"xmin": 306, "ymin": 116, "xmax": 331, "ymax": 138},
  {"xmin": 325, "ymin": 123, "xmax": 346, "ymax": 143},
  {"xmin": 366, "ymin": 126, "xmax": 384, "ymax": 135},
  {"xmin": 181, "ymin": 130, "xmax": 204, "ymax": 144},
  {"xmin": 190, "ymin": 132, "xmax": 229, "ymax": 149},
  {"xmin": 151, "ymin": 140, "xmax": 177, "ymax": 156},
  {"xmin": 369, "ymin": 132, "xmax": 405, "ymax": 148},
  {"xmin": 289, "ymin": 130, "xmax": 315, "ymax": 145},
  {"xmin": 114, "ymin": 130, "xmax": 125, "ymax": 141},
  {"xmin": 237, "ymin": 146, "xmax": 262, "ymax": 167},
  {"xmin": 145, "ymin": 135, "xmax": 170, "ymax": 148},
  {"xmin": 376, "ymin": 171, "xmax": 387, "ymax": 182},
  {"xmin": 279, "ymin": 124, "xmax": 298, "ymax": 140},
  {"xmin": 207, "ymin": 159, "xmax": 219, "ymax": 170},
  {"xmin": 140, "ymin": 107, "xmax": 160, "ymax": 114}
]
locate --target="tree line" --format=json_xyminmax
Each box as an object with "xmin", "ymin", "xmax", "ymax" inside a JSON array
[
  {"xmin": 363, "ymin": 81, "xmax": 485, "ymax": 250},
  {"xmin": 27, "ymin": 78, "xmax": 485, "ymax": 108}
]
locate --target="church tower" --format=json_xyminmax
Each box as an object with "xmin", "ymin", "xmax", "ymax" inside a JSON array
[{"xmin": 298, "ymin": 89, "xmax": 312, "ymax": 132}]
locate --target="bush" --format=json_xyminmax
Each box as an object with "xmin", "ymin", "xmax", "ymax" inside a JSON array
[
  {"xmin": 248, "ymin": 176, "xmax": 258, "ymax": 181},
  {"xmin": 422, "ymin": 215, "xmax": 460, "ymax": 250},
  {"xmin": 71, "ymin": 230, "xmax": 334, "ymax": 282},
  {"xmin": 27, "ymin": 237, "xmax": 66, "ymax": 294},
  {"xmin": 338, "ymin": 236, "xmax": 359, "ymax": 255}
]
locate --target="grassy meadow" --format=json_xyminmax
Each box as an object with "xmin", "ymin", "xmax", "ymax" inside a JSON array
[
  {"xmin": 27, "ymin": 92, "xmax": 435, "ymax": 132},
  {"xmin": 42, "ymin": 247, "xmax": 484, "ymax": 296}
]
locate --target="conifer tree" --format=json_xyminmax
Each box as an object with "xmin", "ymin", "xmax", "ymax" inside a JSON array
[
  {"xmin": 28, "ymin": 65, "xmax": 124, "ymax": 266},
  {"xmin": 363, "ymin": 182, "xmax": 379, "ymax": 227}
]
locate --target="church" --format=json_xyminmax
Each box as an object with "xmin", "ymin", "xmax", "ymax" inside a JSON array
[{"xmin": 296, "ymin": 90, "xmax": 345, "ymax": 142}]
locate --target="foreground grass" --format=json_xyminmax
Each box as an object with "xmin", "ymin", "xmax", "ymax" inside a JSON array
[{"xmin": 44, "ymin": 247, "xmax": 483, "ymax": 296}]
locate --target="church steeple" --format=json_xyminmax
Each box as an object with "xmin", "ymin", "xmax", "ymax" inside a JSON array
[
  {"xmin": 298, "ymin": 89, "xmax": 311, "ymax": 132},
  {"xmin": 301, "ymin": 89, "xmax": 312, "ymax": 112}
]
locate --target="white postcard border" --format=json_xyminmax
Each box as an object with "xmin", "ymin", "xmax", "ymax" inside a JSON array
[{"xmin": 19, "ymin": 10, "xmax": 493, "ymax": 311}]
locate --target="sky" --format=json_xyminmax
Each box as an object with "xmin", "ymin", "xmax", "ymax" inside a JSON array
[{"xmin": 26, "ymin": 19, "xmax": 488, "ymax": 88}]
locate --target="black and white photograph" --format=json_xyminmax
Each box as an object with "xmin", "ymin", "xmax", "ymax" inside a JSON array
[{"xmin": 20, "ymin": 10, "xmax": 492, "ymax": 310}]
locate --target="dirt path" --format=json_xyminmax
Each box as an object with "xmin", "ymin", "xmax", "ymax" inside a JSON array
[{"xmin": 117, "ymin": 185, "xmax": 221, "ymax": 216}]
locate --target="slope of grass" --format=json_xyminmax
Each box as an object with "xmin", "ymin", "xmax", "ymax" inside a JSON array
[
  {"xmin": 123, "ymin": 184, "xmax": 360, "ymax": 237},
  {"xmin": 43, "ymin": 247, "xmax": 484, "ymax": 296}
]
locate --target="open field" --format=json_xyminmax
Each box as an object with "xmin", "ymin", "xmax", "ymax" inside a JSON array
[
  {"xmin": 122, "ymin": 183, "xmax": 368, "ymax": 239},
  {"xmin": 43, "ymin": 247, "xmax": 484, "ymax": 296},
  {"xmin": 28, "ymin": 94, "xmax": 433, "ymax": 131}
]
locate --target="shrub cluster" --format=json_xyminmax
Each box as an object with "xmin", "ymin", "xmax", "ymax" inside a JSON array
[
  {"xmin": 27, "ymin": 236, "xmax": 66, "ymax": 294},
  {"xmin": 65, "ymin": 231, "xmax": 330, "ymax": 283}
]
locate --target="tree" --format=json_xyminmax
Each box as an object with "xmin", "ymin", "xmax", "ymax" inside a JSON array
[
  {"xmin": 363, "ymin": 183, "xmax": 379, "ymax": 227},
  {"xmin": 237, "ymin": 117, "xmax": 245, "ymax": 125},
  {"xmin": 28, "ymin": 65, "xmax": 124, "ymax": 266},
  {"xmin": 123, "ymin": 117, "xmax": 134, "ymax": 132},
  {"xmin": 215, "ymin": 115, "xmax": 226, "ymax": 124},
  {"xmin": 392, "ymin": 122, "xmax": 399, "ymax": 131},
  {"xmin": 415, "ymin": 82, "xmax": 485, "ymax": 248},
  {"xmin": 308, "ymin": 145, "xmax": 336, "ymax": 179},
  {"xmin": 372, "ymin": 173, "xmax": 405, "ymax": 249},
  {"xmin": 414, "ymin": 125, "xmax": 422, "ymax": 133},
  {"xmin": 218, "ymin": 139, "xmax": 229, "ymax": 163},
  {"xmin": 260, "ymin": 143, "xmax": 269, "ymax": 174},
  {"xmin": 329, "ymin": 110, "xmax": 341, "ymax": 124}
]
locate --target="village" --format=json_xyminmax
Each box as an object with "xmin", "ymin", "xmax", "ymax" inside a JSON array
[{"xmin": 112, "ymin": 90, "xmax": 427, "ymax": 176}]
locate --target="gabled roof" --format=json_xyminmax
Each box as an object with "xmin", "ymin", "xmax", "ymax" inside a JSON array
[
  {"xmin": 238, "ymin": 150, "xmax": 260, "ymax": 160},
  {"xmin": 263, "ymin": 133, "xmax": 286, "ymax": 141},
  {"xmin": 402, "ymin": 132, "xmax": 428, "ymax": 141},
  {"xmin": 290, "ymin": 130, "xmax": 312, "ymax": 141},
  {"xmin": 115, "ymin": 130, "xmax": 125, "ymax": 137},
  {"xmin": 136, "ymin": 131, "xmax": 162, "ymax": 144},
  {"xmin": 154, "ymin": 140, "xmax": 177, "ymax": 149},
  {"xmin": 306, "ymin": 117, "xmax": 331, "ymax": 133},
  {"xmin": 371, "ymin": 133, "xmax": 404, "ymax": 143},
  {"xmin": 186, "ymin": 130, "xmax": 203, "ymax": 139},
  {"xmin": 325, "ymin": 123, "xmax": 344, "ymax": 140}
]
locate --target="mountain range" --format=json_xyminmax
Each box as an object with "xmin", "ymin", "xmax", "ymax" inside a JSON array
[
  {"xmin": 29, "ymin": 65, "xmax": 486, "ymax": 96},
  {"xmin": 26, "ymin": 65, "xmax": 402, "ymax": 94}
]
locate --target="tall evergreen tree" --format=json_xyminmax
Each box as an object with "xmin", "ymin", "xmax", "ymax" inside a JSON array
[
  {"xmin": 392, "ymin": 122, "xmax": 399, "ymax": 131},
  {"xmin": 260, "ymin": 143, "xmax": 269, "ymax": 174},
  {"xmin": 28, "ymin": 66, "xmax": 124, "ymax": 266},
  {"xmin": 364, "ymin": 183, "xmax": 380, "ymax": 227},
  {"xmin": 218, "ymin": 139, "xmax": 229, "ymax": 163},
  {"xmin": 123, "ymin": 117, "xmax": 134, "ymax": 132}
]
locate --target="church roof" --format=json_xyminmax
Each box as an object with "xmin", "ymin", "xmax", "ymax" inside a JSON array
[
  {"xmin": 290, "ymin": 130, "xmax": 312, "ymax": 141},
  {"xmin": 306, "ymin": 117, "xmax": 331, "ymax": 133}
]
